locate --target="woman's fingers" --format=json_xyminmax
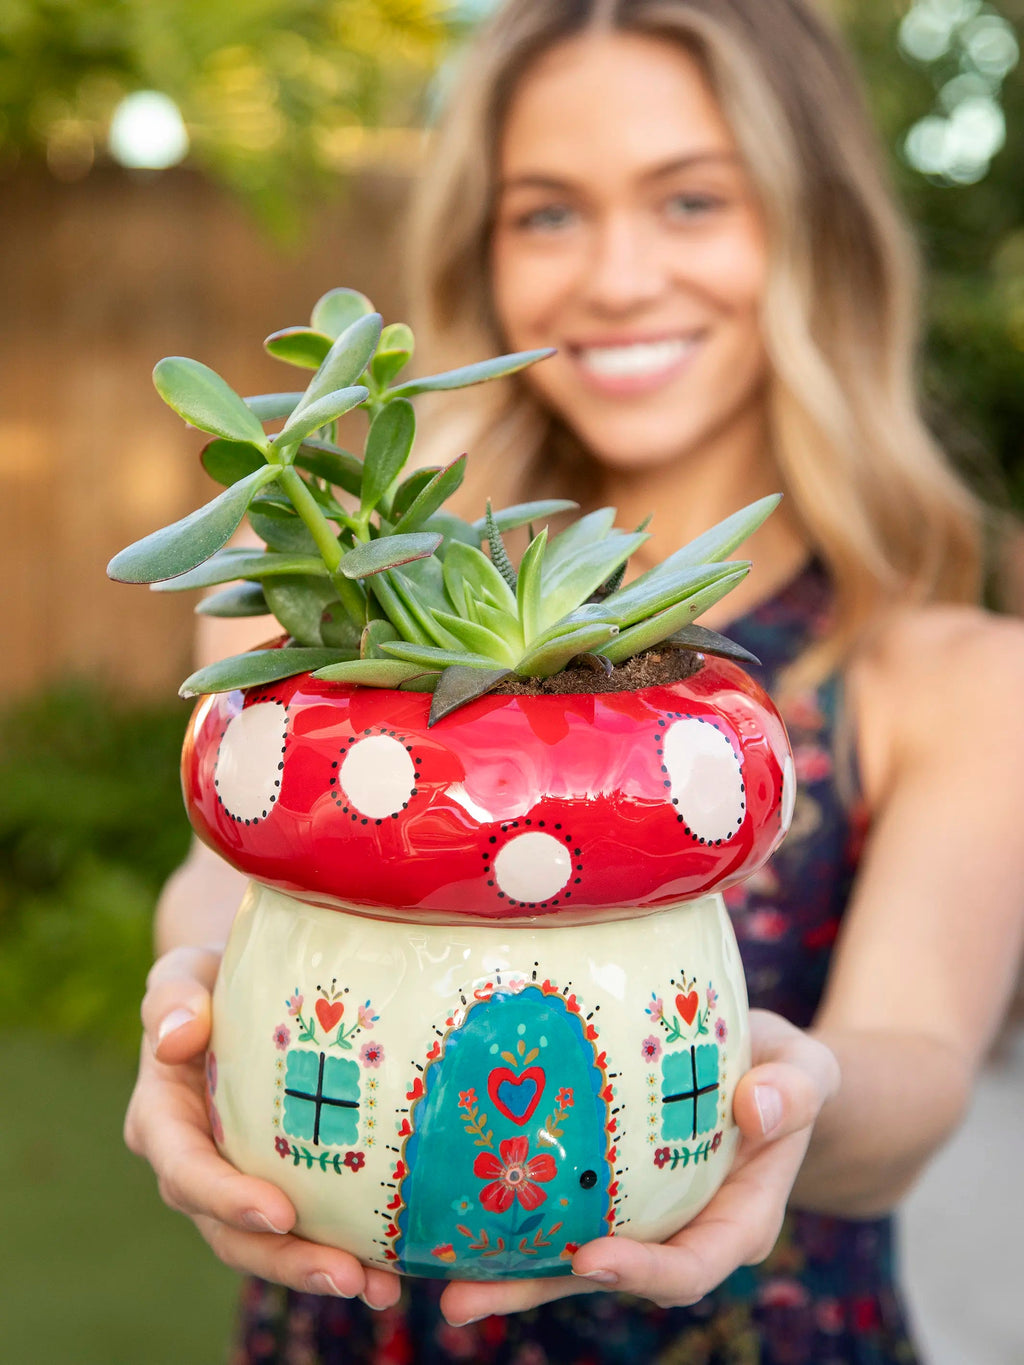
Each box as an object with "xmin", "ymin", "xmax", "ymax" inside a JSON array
[
  {"xmin": 195, "ymin": 1217, "xmax": 365, "ymax": 1299},
  {"xmin": 441, "ymin": 1269, "xmax": 600, "ymax": 1324},
  {"xmin": 140, "ymin": 945, "xmax": 222, "ymax": 1063}
]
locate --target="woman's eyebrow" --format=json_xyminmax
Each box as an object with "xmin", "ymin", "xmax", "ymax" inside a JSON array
[{"xmin": 499, "ymin": 151, "xmax": 740, "ymax": 194}]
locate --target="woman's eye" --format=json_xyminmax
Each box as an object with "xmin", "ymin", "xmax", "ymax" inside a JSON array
[
  {"xmin": 514, "ymin": 203, "xmax": 577, "ymax": 233},
  {"xmin": 665, "ymin": 193, "xmax": 724, "ymax": 221}
]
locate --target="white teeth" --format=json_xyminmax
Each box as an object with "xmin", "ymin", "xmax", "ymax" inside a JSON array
[{"xmin": 577, "ymin": 337, "xmax": 697, "ymax": 379}]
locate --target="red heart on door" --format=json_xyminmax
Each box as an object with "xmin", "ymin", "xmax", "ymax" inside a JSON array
[
  {"xmin": 676, "ymin": 991, "xmax": 699, "ymax": 1025},
  {"xmin": 487, "ymin": 1066, "xmax": 545, "ymax": 1126},
  {"xmin": 315, "ymin": 999, "xmax": 344, "ymax": 1033}
]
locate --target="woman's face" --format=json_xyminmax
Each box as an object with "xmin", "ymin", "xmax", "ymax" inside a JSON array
[{"xmin": 491, "ymin": 31, "xmax": 769, "ymax": 474}]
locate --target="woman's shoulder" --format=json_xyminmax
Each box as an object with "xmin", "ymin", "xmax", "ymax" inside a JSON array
[{"xmin": 846, "ymin": 603, "xmax": 1024, "ymax": 810}]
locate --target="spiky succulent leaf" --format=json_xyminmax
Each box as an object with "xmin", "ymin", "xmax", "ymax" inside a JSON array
[
  {"xmin": 313, "ymin": 658, "xmax": 432, "ymax": 687},
  {"xmin": 387, "ymin": 571, "xmax": 460, "ymax": 649},
  {"xmin": 361, "ymin": 619, "xmax": 399, "ymax": 659},
  {"xmin": 180, "ymin": 646, "xmax": 358, "ymax": 698},
  {"xmin": 516, "ymin": 622, "xmax": 621, "ymax": 677},
  {"xmin": 429, "ymin": 609, "xmax": 518, "ymax": 666},
  {"xmin": 537, "ymin": 530, "xmax": 648, "ymax": 633},
  {"xmin": 662, "ymin": 624, "xmax": 760, "ymax": 666},
  {"xmin": 472, "ymin": 499, "xmax": 578, "ymax": 539},
  {"xmin": 392, "ymin": 455, "xmax": 467, "ymax": 534},
  {"xmin": 516, "ymin": 528, "xmax": 547, "ymax": 643},
  {"xmin": 381, "ymin": 641, "xmax": 498, "ymax": 671},
  {"xmin": 366, "ymin": 572, "xmax": 431, "ymax": 645},
  {"xmin": 107, "ymin": 466, "xmax": 281, "ymax": 584},
  {"xmin": 485, "ymin": 502, "xmax": 518, "ymax": 591},
  {"xmin": 541, "ymin": 508, "xmax": 617, "ymax": 577},
  {"xmin": 442, "ymin": 541, "xmax": 518, "ymax": 618},
  {"xmin": 599, "ymin": 567, "xmax": 749, "ymax": 664},
  {"xmin": 629, "ymin": 495, "xmax": 781, "ymax": 589},
  {"xmin": 429, "ymin": 666, "xmax": 513, "ymax": 725}
]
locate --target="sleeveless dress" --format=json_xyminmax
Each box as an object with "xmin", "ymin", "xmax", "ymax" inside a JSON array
[{"xmin": 233, "ymin": 560, "xmax": 922, "ymax": 1365}]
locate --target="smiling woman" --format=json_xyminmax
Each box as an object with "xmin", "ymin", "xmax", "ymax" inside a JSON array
[{"xmin": 124, "ymin": 2, "xmax": 1024, "ymax": 1364}]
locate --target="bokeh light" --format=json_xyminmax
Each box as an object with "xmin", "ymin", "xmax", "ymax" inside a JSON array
[{"xmin": 108, "ymin": 91, "xmax": 190, "ymax": 170}]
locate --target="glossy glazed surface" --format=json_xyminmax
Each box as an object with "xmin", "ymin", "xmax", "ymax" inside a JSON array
[
  {"xmin": 183, "ymin": 657, "xmax": 793, "ymax": 922},
  {"xmin": 210, "ymin": 884, "xmax": 751, "ymax": 1279}
]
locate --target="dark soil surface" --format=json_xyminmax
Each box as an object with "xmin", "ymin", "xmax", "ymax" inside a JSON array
[{"xmin": 492, "ymin": 648, "xmax": 704, "ymax": 697}]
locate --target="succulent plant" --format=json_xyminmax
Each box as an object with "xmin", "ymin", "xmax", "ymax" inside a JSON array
[{"xmin": 108, "ymin": 287, "xmax": 779, "ymax": 724}]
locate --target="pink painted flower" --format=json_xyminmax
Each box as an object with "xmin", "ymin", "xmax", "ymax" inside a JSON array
[
  {"xmin": 653, "ymin": 1147, "xmax": 671, "ymax": 1169},
  {"xmin": 556, "ymin": 1087, "xmax": 574, "ymax": 1109},
  {"xmin": 357, "ymin": 1000, "xmax": 379, "ymax": 1029},
  {"xmin": 272, "ymin": 1023, "xmax": 291, "ymax": 1051},
  {"xmin": 641, "ymin": 1034, "xmax": 662, "ymax": 1064},
  {"xmin": 474, "ymin": 1137, "xmax": 557, "ymax": 1213},
  {"xmin": 275, "ymin": 1136, "xmax": 291, "ymax": 1159},
  {"xmin": 645, "ymin": 994, "xmax": 664, "ymax": 1022},
  {"xmin": 285, "ymin": 990, "xmax": 303, "ymax": 1017},
  {"xmin": 344, "ymin": 1150, "xmax": 365, "ymax": 1172},
  {"xmin": 715, "ymin": 1018, "xmax": 728, "ymax": 1042},
  {"xmin": 706, "ymin": 984, "xmax": 718, "ymax": 1010},
  {"xmin": 359, "ymin": 1039, "xmax": 384, "ymax": 1068}
]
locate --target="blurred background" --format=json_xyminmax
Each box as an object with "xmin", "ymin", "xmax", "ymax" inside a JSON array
[{"xmin": 0, "ymin": 0, "xmax": 1021, "ymax": 1360}]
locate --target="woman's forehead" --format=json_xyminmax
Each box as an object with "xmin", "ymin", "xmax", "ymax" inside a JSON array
[{"xmin": 498, "ymin": 30, "xmax": 738, "ymax": 182}]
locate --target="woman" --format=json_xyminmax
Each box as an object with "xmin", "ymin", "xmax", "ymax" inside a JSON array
[{"xmin": 126, "ymin": 1, "xmax": 1024, "ymax": 1361}]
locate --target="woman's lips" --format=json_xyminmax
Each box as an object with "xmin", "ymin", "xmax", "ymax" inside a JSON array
[{"xmin": 568, "ymin": 333, "xmax": 704, "ymax": 396}]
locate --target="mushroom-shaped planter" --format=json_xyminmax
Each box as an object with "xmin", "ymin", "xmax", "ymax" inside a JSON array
[{"xmin": 185, "ymin": 653, "xmax": 793, "ymax": 1280}]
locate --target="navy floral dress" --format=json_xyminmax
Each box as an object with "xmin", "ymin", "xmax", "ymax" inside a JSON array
[{"xmin": 234, "ymin": 560, "xmax": 921, "ymax": 1365}]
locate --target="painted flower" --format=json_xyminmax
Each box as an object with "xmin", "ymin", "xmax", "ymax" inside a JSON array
[
  {"xmin": 451, "ymin": 1194, "xmax": 474, "ymax": 1216},
  {"xmin": 344, "ymin": 1150, "xmax": 365, "ymax": 1172},
  {"xmin": 275, "ymin": 1136, "xmax": 291, "ymax": 1159},
  {"xmin": 715, "ymin": 1017, "xmax": 728, "ymax": 1042},
  {"xmin": 359, "ymin": 1040, "xmax": 385, "ymax": 1068},
  {"xmin": 706, "ymin": 984, "xmax": 718, "ymax": 1009},
  {"xmin": 641, "ymin": 1034, "xmax": 662, "ymax": 1064},
  {"xmin": 458, "ymin": 1089, "xmax": 478, "ymax": 1109},
  {"xmin": 431, "ymin": 1244, "xmax": 457, "ymax": 1263},
  {"xmin": 505, "ymin": 976, "xmax": 527, "ymax": 993},
  {"xmin": 653, "ymin": 1146, "xmax": 671, "ymax": 1169},
  {"xmin": 474, "ymin": 1137, "xmax": 557, "ymax": 1212},
  {"xmin": 205, "ymin": 1050, "xmax": 218, "ymax": 1095},
  {"xmin": 645, "ymin": 994, "xmax": 664, "ymax": 1022},
  {"xmin": 357, "ymin": 1000, "xmax": 379, "ymax": 1029},
  {"xmin": 556, "ymin": 1087, "xmax": 574, "ymax": 1109},
  {"xmin": 285, "ymin": 990, "xmax": 303, "ymax": 1017},
  {"xmin": 559, "ymin": 1242, "xmax": 580, "ymax": 1260},
  {"xmin": 272, "ymin": 1023, "xmax": 291, "ymax": 1051}
]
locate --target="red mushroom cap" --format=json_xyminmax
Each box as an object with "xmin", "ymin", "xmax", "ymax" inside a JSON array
[{"xmin": 182, "ymin": 654, "xmax": 794, "ymax": 924}]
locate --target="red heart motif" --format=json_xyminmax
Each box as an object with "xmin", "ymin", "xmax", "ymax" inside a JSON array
[
  {"xmin": 676, "ymin": 991, "xmax": 699, "ymax": 1026},
  {"xmin": 487, "ymin": 1066, "xmax": 545, "ymax": 1126},
  {"xmin": 387, "ymin": 1193, "xmax": 402, "ymax": 1210},
  {"xmin": 406, "ymin": 1078, "xmax": 425, "ymax": 1102},
  {"xmin": 426, "ymin": 1041, "xmax": 441, "ymax": 1061},
  {"xmin": 315, "ymin": 999, "xmax": 344, "ymax": 1033},
  {"xmin": 397, "ymin": 1118, "xmax": 413, "ymax": 1137}
]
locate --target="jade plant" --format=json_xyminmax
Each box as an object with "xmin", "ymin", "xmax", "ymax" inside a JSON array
[{"xmin": 108, "ymin": 287, "xmax": 778, "ymax": 723}]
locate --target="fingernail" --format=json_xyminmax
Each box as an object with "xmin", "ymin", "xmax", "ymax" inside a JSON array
[
  {"xmin": 358, "ymin": 1293, "xmax": 387, "ymax": 1312},
  {"xmin": 156, "ymin": 1007, "xmax": 196, "ymax": 1045},
  {"xmin": 242, "ymin": 1209, "xmax": 287, "ymax": 1234},
  {"xmin": 755, "ymin": 1083, "xmax": 783, "ymax": 1135},
  {"xmin": 449, "ymin": 1315, "xmax": 487, "ymax": 1327},
  {"xmin": 572, "ymin": 1268, "xmax": 618, "ymax": 1285},
  {"xmin": 306, "ymin": 1272, "xmax": 351, "ymax": 1297}
]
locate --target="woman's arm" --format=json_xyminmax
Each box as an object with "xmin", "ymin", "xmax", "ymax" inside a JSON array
[{"xmin": 793, "ymin": 606, "xmax": 1024, "ymax": 1216}]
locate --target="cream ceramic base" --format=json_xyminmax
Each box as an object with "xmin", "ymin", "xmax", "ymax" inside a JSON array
[{"xmin": 209, "ymin": 884, "xmax": 751, "ymax": 1280}]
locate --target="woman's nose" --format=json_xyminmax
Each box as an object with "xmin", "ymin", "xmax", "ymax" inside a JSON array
[{"xmin": 582, "ymin": 213, "xmax": 667, "ymax": 315}]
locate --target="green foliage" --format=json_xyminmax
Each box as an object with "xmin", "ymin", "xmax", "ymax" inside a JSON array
[
  {"xmin": 0, "ymin": 684, "xmax": 191, "ymax": 1052},
  {"xmin": 108, "ymin": 285, "xmax": 777, "ymax": 721}
]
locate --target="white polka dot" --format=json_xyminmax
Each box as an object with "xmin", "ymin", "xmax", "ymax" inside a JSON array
[
  {"xmin": 215, "ymin": 701, "xmax": 287, "ymax": 823},
  {"xmin": 780, "ymin": 753, "xmax": 796, "ymax": 836},
  {"xmin": 493, "ymin": 832, "xmax": 572, "ymax": 903},
  {"xmin": 664, "ymin": 718, "xmax": 745, "ymax": 843},
  {"xmin": 340, "ymin": 735, "xmax": 416, "ymax": 818}
]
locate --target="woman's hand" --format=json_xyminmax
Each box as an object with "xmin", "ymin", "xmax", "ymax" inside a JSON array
[
  {"xmin": 124, "ymin": 945, "xmax": 403, "ymax": 1308},
  {"xmin": 439, "ymin": 1009, "xmax": 840, "ymax": 1326}
]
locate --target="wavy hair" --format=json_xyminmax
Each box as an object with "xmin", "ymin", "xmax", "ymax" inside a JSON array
[{"xmin": 405, "ymin": 0, "xmax": 986, "ymax": 684}]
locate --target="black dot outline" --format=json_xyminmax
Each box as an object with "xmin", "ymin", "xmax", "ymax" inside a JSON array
[
  {"xmin": 481, "ymin": 819, "xmax": 582, "ymax": 908},
  {"xmin": 328, "ymin": 729, "xmax": 421, "ymax": 824},
  {"xmin": 214, "ymin": 693, "xmax": 289, "ymax": 827},
  {"xmin": 655, "ymin": 713, "xmax": 745, "ymax": 845}
]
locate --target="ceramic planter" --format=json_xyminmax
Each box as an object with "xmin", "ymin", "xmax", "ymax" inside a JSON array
[{"xmin": 183, "ymin": 655, "xmax": 794, "ymax": 1280}]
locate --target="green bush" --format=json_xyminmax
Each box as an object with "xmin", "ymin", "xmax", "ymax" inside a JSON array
[{"xmin": 0, "ymin": 684, "xmax": 192, "ymax": 1052}]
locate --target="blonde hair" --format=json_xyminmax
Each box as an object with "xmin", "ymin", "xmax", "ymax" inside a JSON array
[{"xmin": 406, "ymin": 0, "xmax": 986, "ymax": 683}]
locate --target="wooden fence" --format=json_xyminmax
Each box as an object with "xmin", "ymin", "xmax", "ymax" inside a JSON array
[{"xmin": 0, "ymin": 164, "xmax": 409, "ymax": 698}]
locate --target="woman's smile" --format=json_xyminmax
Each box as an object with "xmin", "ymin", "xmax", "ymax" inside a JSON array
[{"xmin": 568, "ymin": 330, "xmax": 707, "ymax": 396}]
